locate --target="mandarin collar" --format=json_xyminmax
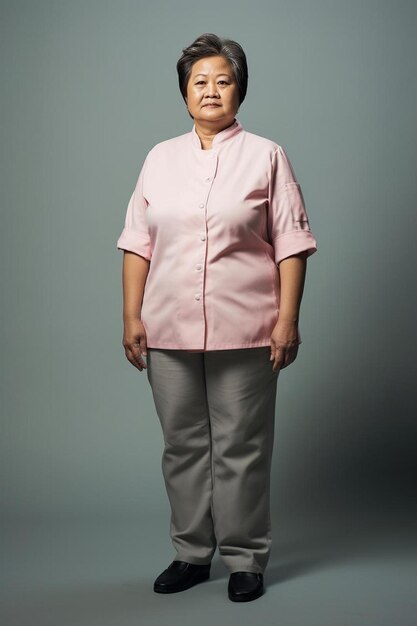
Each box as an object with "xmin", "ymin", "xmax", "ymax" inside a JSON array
[{"xmin": 191, "ymin": 117, "xmax": 243, "ymax": 151}]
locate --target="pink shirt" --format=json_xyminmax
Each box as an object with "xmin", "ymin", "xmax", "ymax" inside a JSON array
[{"xmin": 116, "ymin": 117, "xmax": 318, "ymax": 351}]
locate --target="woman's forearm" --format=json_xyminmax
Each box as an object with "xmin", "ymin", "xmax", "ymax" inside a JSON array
[
  {"xmin": 121, "ymin": 251, "xmax": 150, "ymax": 321},
  {"xmin": 277, "ymin": 251, "xmax": 307, "ymax": 323}
]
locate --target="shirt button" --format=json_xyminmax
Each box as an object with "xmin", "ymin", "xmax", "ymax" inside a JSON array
[
  {"xmin": 200, "ymin": 235, "xmax": 206, "ymax": 241},
  {"xmin": 199, "ymin": 203, "xmax": 204, "ymax": 208},
  {"xmin": 205, "ymin": 176, "xmax": 211, "ymax": 182},
  {"xmin": 195, "ymin": 293, "xmax": 200, "ymax": 300},
  {"xmin": 195, "ymin": 264, "xmax": 202, "ymax": 270}
]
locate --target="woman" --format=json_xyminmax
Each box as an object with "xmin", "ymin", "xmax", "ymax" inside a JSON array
[{"xmin": 116, "ymin": 33, "xmax": 318, "ymax": 603}]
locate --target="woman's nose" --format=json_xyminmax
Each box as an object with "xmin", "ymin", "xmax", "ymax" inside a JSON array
[{"xmin": 205, "ymin": 83, "xmax": 218, "ymax": 94}]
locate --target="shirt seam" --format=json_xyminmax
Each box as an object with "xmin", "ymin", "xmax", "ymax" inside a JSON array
[
  {"xmin": 274, "ymin": 229, "xmax": 313, "ymax": 241},
  {"xmin": 147, "ymin": 339, "xmax": 274, "ymax": 349}
]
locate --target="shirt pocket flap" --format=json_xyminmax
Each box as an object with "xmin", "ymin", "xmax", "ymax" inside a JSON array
[{"xmin": 283, "ymin": 182, "xmax": 310, "ymax": 230}]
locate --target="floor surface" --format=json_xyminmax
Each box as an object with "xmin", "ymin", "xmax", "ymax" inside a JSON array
[{"xmin": 1, "ymin": 510, "xmax": 416, "ymax": 626}]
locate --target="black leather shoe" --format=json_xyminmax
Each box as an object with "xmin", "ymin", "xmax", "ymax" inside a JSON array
[
  {"xmin": 153, "ymin": 560, "xmax": 211, "ymax": 593},
  {"xmin": 228, "ymin": 571, "xmax": 264, "ymax": 602}
]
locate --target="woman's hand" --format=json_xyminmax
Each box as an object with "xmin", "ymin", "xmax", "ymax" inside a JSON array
[
  {"xmin": 270, "ymin": 318, "xmax": 300, "ymax": 372},
  {"xmin": 122, "ymin": 318, "xmax": 148, "ymax": 372}
]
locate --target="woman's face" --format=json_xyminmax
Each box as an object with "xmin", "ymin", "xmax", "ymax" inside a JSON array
[{"xmin": 185, "ymin": 55, "xmax": 240, "ymax": 124}]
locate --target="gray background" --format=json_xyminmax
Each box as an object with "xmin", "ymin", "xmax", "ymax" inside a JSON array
[{"xmin": 1, "ymin": 0, "xmax": 416, "ymax": 624}]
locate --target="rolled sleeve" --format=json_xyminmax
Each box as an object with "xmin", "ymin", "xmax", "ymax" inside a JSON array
[
  {"xmin": 267, "ymin": 146, "xmax": 318, "ymax": 265},
  {"xmin": 116, "ymin": 155, "xmax": 152, "ymax": 261}
]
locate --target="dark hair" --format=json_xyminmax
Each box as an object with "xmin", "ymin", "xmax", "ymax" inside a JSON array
[{"xmin": 176, "ymin": 33, "xmax": 248, "ymax": 119}]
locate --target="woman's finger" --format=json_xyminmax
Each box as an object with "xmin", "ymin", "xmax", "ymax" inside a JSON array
[
  {"xmin": 272, "ymin": 346, "xmax": 284, "ymax": 372},
  {"xmin": 126, "ymin": 344, "xmax": 147, "ymax": 371},
  {"xmin": 132, "ymin": 343, "xmax": 147, "ymax": 369},
  {"xmin": 125, "ymin": 349, "xmax": 142, "ymax": 371}
]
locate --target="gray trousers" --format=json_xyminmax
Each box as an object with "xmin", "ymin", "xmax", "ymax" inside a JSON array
[{"xmin": 146, "ymin": 346, "xmax": 280, "ymax": 574}]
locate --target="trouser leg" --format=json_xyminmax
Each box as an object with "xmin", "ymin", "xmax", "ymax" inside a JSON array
[
  {"xmin": 204, "ymin": 347, "xmax": 279, "ymax": 574},
  {"xmin": 146, "ymin": 348, "xmax": 216, "ymax": 565}
]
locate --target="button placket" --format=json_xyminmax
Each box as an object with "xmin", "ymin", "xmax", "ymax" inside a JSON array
[{"xmin": 194, "ymin": 153, "xmax": 217, "ymax": 310}]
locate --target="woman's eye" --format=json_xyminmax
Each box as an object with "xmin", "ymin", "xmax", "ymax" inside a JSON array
[{"xmin": 196, "ymin": 81, "xmax": 229, "ymax": 85}]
